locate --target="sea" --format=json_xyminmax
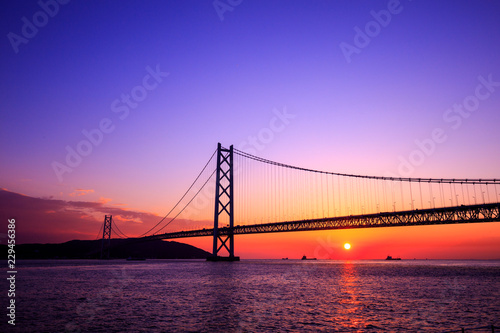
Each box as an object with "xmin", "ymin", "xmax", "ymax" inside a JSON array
[{"xmin": 2, "ymin": 259, "xmax": 499, "ymax": 332}]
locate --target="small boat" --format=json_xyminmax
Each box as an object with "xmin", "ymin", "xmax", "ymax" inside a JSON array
[
  {"xmin": 301, "ymin": 255, "xmax": 317, "ymax": 260},
  {"xmin": 385, "ymin": 255, "xmax": 401, "ymax": 260},
  {"xmin": 282, "ymin": 257, "xmax": 288, "ymax": 260}
]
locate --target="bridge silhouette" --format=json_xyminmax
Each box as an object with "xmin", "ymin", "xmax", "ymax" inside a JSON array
[{"xmin": 100, "ymin": 143, "xmax": 500, "ymax": 260}]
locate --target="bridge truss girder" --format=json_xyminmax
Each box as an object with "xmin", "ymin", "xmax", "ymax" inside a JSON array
[
  {"xmin": 229, "ymin": 203, "xmax": 500, "ymax": 234},
  {"xmin": 147, "ymin": 203, "xmax": 500, "ymax": 241}
]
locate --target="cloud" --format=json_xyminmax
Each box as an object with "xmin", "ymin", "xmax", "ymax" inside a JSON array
[
  {"xmin": 69, "ymin": 189, "xmax": 94, "ymax": 197},
  {"xmin": 98, "ymin": 197, "xmax": 112, "ymax": 204},
  {"xmin": 0, "ymin": 189, "xmax": 160, "ymax": 244}
]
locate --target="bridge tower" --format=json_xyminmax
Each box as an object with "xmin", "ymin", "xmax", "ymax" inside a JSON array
[
  {"xmin": 207, "ymin": 143, "xmax": 240, "ymax": 261},
  {"xmin": 100, "ymin": 215, "xmax": 112, "ymax": 259}
]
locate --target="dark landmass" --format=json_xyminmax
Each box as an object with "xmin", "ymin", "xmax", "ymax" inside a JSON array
[{"xmin": 1, "ymin": 239, "xmax": 211, "ymax": 259}]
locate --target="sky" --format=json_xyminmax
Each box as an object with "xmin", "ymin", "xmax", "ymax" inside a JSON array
[{"xmin": 1, "ymin": 0, "xmax": 500, "ymax": 259}]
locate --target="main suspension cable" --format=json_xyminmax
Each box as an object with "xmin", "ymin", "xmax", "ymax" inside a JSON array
[
  {"xmin": 113, "ymin": 221, "xmax": 129, "ymax": 238},
  {"xmin": 140, "ymin": 149, "xmax": 217, "ymax": 237},
  {"xmin": 152, "ymin": 169, "xmax": 216, "ymax": 235},
  {"xmin": 233, "ymin": 148, "xmax": 499, "ymax": 184},
  {"xmin": 94, "ymin": 223, "xmax": 103, "ymax": 240}
]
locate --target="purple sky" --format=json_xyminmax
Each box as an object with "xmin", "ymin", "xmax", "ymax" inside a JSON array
[{"xmin": 1, "ymin": 1, "xmax": 499, "ymax": 256}]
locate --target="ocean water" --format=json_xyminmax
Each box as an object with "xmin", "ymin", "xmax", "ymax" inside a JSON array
[{"xmin": 2, "ymin": 259, "xmax": 499, "ymax": 332}]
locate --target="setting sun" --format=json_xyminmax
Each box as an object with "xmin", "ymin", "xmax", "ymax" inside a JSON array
[{"xmin": 344, "ymin": 243, "xmax": 351, "ymax": 250}]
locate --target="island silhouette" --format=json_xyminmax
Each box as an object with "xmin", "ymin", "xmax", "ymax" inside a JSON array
[{"xmin": 0, "ymin": 239, "xmax": 210, "ymax": 259}]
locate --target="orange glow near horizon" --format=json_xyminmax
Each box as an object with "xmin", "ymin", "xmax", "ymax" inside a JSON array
[
  {"xmin": 3, "ymin": 186, "xmax": 499, "ymax": 260},
  {"xmin": 179, "ymin": 221, "xmax": 500, "ymax": 260}
]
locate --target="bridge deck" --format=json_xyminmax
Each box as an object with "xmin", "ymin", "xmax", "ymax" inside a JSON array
[{"xmin": 144, "ymin": 203, "xmax": 500, "ymax": 241}]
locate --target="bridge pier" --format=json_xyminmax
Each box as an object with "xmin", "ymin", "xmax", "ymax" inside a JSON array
[
  {"xmin": 208, "ymin": 143, "xmax": 240, "ymax": 262},
  {"xmin": 207, "ymin": 255, "xmax": 239, "ymax": 262}
]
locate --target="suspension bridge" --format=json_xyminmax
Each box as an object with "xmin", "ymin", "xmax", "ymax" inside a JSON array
[{"xmin": 99, "ymin": 143, "xmax": 500, "ymax": 260}]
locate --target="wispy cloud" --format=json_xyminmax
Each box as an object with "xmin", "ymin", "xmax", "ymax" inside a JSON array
[
  {"xmin": 69, "ymin": 189, "xmax": 94, "ymax": 197},
  {"xmin": 98, "ymin": 197, "xmax": 112, "ymax": 204}
]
